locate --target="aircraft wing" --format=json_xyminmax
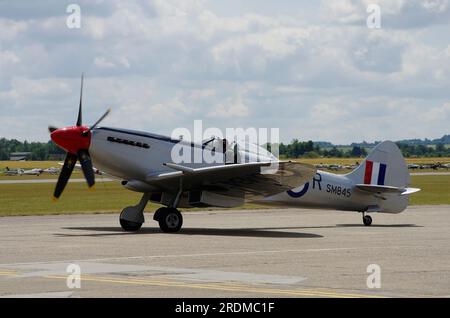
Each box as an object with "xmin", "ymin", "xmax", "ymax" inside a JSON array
[
  {"xmin": 355, "ymin": 184, "xmax": 421, "ymax": 196},
  {"xmin": 146, "ymin": 161, "xmax": 317, "ymax": 199}
]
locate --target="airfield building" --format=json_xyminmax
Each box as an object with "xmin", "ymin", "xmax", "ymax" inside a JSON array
[{"xmin": 9, "ymin": 152, "xmax": 32, "ymax": 161}]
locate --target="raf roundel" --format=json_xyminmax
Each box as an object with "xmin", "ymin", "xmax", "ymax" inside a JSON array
[{"xmin": 287, "ymin": 182, "xmax": 310, "ymax": 198}]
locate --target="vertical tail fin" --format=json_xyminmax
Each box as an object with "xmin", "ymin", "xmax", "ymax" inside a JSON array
[
  {"xmin": 347, "ymin": 141, "xmax": 409, "ymax": 188},
  {"xmin": 347, "ymin": 141, "xmax": 412, "ymax": 213}
]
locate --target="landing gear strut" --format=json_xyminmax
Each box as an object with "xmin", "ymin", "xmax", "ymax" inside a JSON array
[
  {"xmin": 362, "ymin": 213, "xmax": 373, "ymax": 226},
  {"xmin": 120, "ymin": 178, "xmax": 185, "ymax": 233},
  {"xmin": 152, "ymin": 178, "xmax": 184, "ymax": 233},
  {"xmin": 119, "ymin": 193, "xmax": 149, "ymax": 232}
]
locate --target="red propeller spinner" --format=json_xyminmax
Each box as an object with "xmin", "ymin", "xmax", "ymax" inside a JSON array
[
  {"xmin": 48, "ymin": 74, "xmax": 110, "ymax": 199},
  {"xmin": 50, "ymin": 126, "xmax": 91, "ymax": 155}
]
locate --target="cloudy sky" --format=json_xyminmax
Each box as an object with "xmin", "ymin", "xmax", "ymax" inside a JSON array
[{"xmin": 1, "ymin": 0, "xmax": 449, "ymax": 144}]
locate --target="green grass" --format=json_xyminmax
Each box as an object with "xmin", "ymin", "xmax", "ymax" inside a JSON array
[
  {"xmin": 0, "ymin": 175, "xmax": 448, "ymax": 216},
  {"xmin": 0, "ymin": 161, "xmax": 60, "ymax": 169},
  {"xmin": 0, "ymin": 182, "xmax": 143, "ymax": 216},
  {"xmin": 1, "ymin": 160, "xmax": 448, "ymax": 181},
  {"xmin": 409, "ymin": 175, "xmax": 450, "ymax": 205},
  {"xmin": 0, "ymin": 181, "xmax": 265, "ymax": 216},
  {"xmin": 293, "ymin": 157, "xmax": 450, "ymax": 165},
  {"xmin": 0, "ymin": 171, "xmax": 84, "ymax": 180},
  {"xmin": 3, "ymin": 159, "xmax": 450, "ymax": 169}
]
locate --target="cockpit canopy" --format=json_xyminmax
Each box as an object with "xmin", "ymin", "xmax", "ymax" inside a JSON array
[{"xmin": 201, "ymin": 136, "xmax": 277, "ymax": 163}]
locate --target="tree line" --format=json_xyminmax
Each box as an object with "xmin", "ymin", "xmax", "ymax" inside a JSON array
[
  {"xmin": 0, "ymin": 137, "xmax": 449, "ymax": 160},
  {"xmin": 0, "ymin": 138, "xmax": 65, "ymax": 160},
  {"xmin": 275, "ymin": 139, "xmax": 449, "ymax": 158},
  {"xmin": 276, "ymin": 139, "xmax": 368, "ymax": 158}
]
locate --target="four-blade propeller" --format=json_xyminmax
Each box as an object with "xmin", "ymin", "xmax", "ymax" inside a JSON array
[{"xmin": 49, "ymin": 74, "xmax": 110, "ymax": 199}]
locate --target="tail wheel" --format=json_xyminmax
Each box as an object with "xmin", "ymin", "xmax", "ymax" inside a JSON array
[
  {"xmin": 363, "ymin": 215, "xmax": 373, "ymax": 226},
  {"xmin": 158, "ymin": 208, "xmax": 183, "ymax": 233}
]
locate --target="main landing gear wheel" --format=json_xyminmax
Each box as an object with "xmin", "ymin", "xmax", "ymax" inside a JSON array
[
  {"xmin": 363, "ymin": 215, "xmax": 373, "ymax": 226},
  {"xmin": 155, "ymin": 207, "xmax": 183, "ymax": 233},
  {"xmin": 119, "ymin": 210, "xmax": 143, "ymax": 232}
]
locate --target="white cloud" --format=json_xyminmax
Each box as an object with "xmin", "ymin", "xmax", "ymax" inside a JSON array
[
  {"xmin": 0, "ymin": 1, "xmax": 448, "ymax": 143},
  {"xmin": 94, "ymin": 57, "xmax": 115, "ymax": 69},
  {"xmin": 0, "ymin": 50, "xmax": 20, "ymax": 64},
  {"xmin": 422, "ymin": 102, "xmax": 450, "ymax": 122},
  {"xmin": 0, "ymin": 19, "xmax": 27, "ymax": 41},
  {"xmin": 208, "ymin": 95, "xmax": 250, "ymax": 118},
  {"xmin": 321, "ymin": 0, "xmax": 450, "ymax": 28},
  {"xmin": 422, "ymin": 0, "xmax": 449, "ymax": 13}
]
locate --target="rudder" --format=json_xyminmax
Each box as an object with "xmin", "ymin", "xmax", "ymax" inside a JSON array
[
  {"xmin": 347, "ymin": 141, "xmax": 409, "ymax": 188},
  {"xmin": 346, "ymin": 141, "xmax": 411, "ymax": 213}
]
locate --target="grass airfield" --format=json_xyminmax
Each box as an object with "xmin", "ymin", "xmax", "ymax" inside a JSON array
[
  {"xmin": 0, "ymin": 160, "xmax": 448, "ymax": 216},
  {"xmin": 296, "ymin": 157, "xmax": 450, "ymax": 165}
]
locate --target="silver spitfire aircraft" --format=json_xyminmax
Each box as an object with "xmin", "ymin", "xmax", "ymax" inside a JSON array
[{"xmin": 49, "ymin": 76, "xmax": 420, "ymax": 233}]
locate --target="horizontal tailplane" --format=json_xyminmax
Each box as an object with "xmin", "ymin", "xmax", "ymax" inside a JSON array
[{"xmin": 355, "ymin": 184, "xmax": 421, "ymax": 196}]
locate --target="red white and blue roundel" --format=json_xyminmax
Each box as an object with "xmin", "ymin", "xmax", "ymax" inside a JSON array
[
  {"xmin": 287, "ymin": 182, "xmax": 309, "ymax": 198},
  {"xmin": 364, "ymin": 161, "xmax": 387, "ymax": 185}
]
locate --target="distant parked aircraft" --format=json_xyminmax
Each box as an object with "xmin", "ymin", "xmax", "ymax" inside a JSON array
[
  {"xmin": 57, "ymin": 162, "xmax": 104, "ymax": 175},
  {"xmin": 43, "ymin": 167, "xmax": 61, "ymax": 175},
  {"xmin": 21, "ymin": 168, "xmax": 43, "ymax": 176},
  {"xmin": 2, "ymin": 167, "xmax": 24, "ymax": 176}
]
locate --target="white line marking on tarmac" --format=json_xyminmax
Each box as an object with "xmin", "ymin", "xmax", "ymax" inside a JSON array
[
  {"xmin": 0, "ymin": 262, "xmax": 306, "ymax": 285},
  {"xmin": 0, "ymin": 291, "xmax": 75, "ymax": 298},
  {"xmin": 0, "ymin": 245, "xmax": 427, "ymax": 267}
]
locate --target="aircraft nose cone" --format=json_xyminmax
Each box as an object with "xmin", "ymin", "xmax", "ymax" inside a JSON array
[
  {"xmin": 50, "ymin": 128, "xmax": 65, "ymax": 145},
  {"xmin": 50, "ymin": 126, "xmax": 91, "ymax": 154}
]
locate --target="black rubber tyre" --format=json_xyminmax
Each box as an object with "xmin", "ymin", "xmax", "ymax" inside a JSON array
[
  {"xmin": 363, "ymin": 215, "xmax": 373, "ymax": 226},
  {"xmin": 158, "ymin": 208, "xmax": 183, "ymax": 233},
  {"xmin": 120, "ymin": 218, "xmax": 142, "ymax": 232}
]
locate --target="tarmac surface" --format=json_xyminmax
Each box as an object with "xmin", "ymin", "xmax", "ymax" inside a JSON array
[{"xmin": 0, "ymin": 205, "xmax": 449, "ymax": 298}]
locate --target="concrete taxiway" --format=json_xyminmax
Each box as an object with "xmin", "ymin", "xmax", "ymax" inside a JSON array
[{"xmin": 0, "ymin": 206, "xmax": 449, "ymax": 298}]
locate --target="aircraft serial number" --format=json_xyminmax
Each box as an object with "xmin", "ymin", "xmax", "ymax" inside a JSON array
[{"xmin": 326, "ymin": 184, "xmax": 352, "ymax": 198}]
